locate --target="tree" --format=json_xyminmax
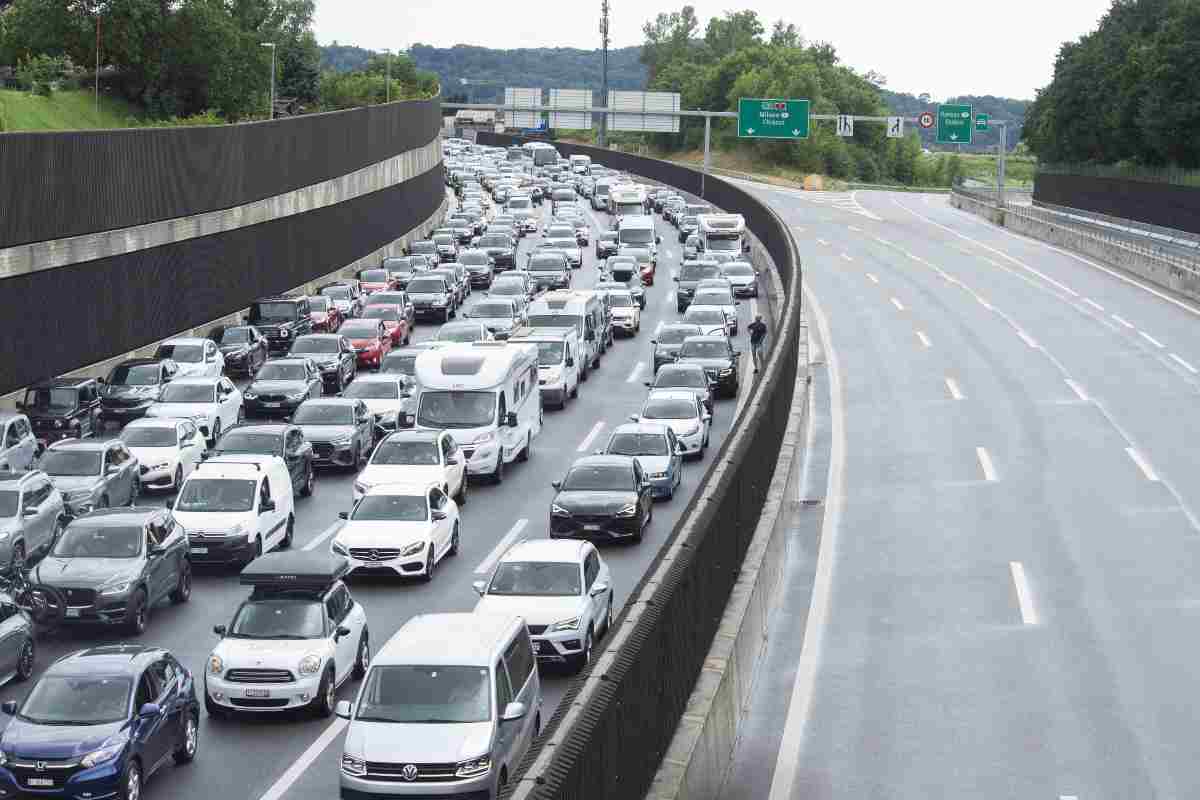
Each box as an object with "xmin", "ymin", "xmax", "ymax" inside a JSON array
[
  {"xmin": 702, "ymin": 10, "xmax": 763, "ymax": 62},
  {"xmin": 769, "ymin": 20, "xmax": 800, "ymax": 49}
]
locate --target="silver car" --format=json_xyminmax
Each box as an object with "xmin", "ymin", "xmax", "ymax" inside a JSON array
[
  {"xmin": 0, "ymin": 412, "xmax": 38, "ymax": 473},
  {"xmin": 0, "ymin": 591, "xmax": 35, "ymax": 686},
  {"xmin": 39, "ymin": 438, "xmax": 141, "ymax": 514},
  {"xmin": 0, "ymin": 469, "xmax": 65, "ymax": 569}
]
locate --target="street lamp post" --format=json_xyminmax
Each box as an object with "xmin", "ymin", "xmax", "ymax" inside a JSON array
[{"xmin": 259, "ymin": 42, "xmax": 276, "ymax": 119}]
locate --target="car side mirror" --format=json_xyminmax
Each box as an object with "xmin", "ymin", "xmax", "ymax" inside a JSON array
[
  {"xmin": 472, "ymin": 579, "xmax": 487, "ymax": 596},
  {"xmin": 106, "ymin": 464, "xmax": 120, "ymax": 475},
  {"xmin": 1, "ymin": 700, "xmax": 16, "ymax": 716},
  {"xmin": 338, "ymin": 511, "xmax": 349, "ymax": 520},
  {"xmin": 335, "ymin": 626, "xmax": 351, "ymax": 640},
  {"xmin": 590, "ymin": 581, "xmax": 610, "ymax": 597},
  {"xmin": 505, "ymin": 411, "xmax": 518, "ymax": 427},
  {"xmin": 673, "ymin": 276, "xmax": 679, "ymax": 282},
  {"xmin": 335, "ymin": 700, "xmax": 353, "ymax": 719},
  {"xmin": 643, "ymin": 381, "xmax": 652, "ymax": 388},
  {"xmin": 551, "ymin": 480, "xmax": 562, "ymax": 490},
  {"xmin": 260, "ymin": 499, "xmax": 275, "ymax": 514},
  {"xmin": 213, "ymin": 624, "xmax": 227, "ymax": 636},
  {"xmin": 501, "ymin": 701, "xmax": 527, "ymax": 722},
  {"xmin": 22, "ymin": 506, "xmax": 37, "ymax": 517},
  {"xmin": 138, "ymin": 702, "xmax": 161, "ymax": 718}
]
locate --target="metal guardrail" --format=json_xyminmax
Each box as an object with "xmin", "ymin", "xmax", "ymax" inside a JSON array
[{"xmin": 1032, "ymin": 200, "xmax": 1200, "ymax": 251}]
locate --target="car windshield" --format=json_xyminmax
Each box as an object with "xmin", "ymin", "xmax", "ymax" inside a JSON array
[
  {"xmin": 694, "ymin": 292, "xmax": 733, "ymax": 305},
  {"xmin": 308, "ymin": 297, "xmax": 332, "ymax": 312},
  {"xmin": 251, "ymin": 302, "xmax": 299, "ymax": 322},
  {"xmin": 491, "ymin": 282, "xmax": 522, "ymax": 295},
  {"xmin": 293, "ymin": 404, "xmax": 353, "ymax": 425},
  {"xmin": 619, "ymin": 228, "xmax": 653, "ymax": 244},
  {"xmin": 411, "ymin": 242, "xmax": 436, "ymax": 253},
  {"xmin": 344, "ymin": 381, "xmax": 400, "ymax": 400},
  {"xmin": 437, "ymin": 326, "xmax": 485, "ymax": 342},
  {"xmin": 0, "ymin": 490, "xmax": 17, "ymax": 517},
  {"xmin": 642, "ymin": 398, "xmax": 697, "ymax": 419},
  {"xmin": 460, "ymin": 252, "xmax": 488, "ymax": 265},
  {"xmin": 433, "ymin": 235, "xmax": 454, "ymax": 246},
  {"xmin": 221, "ymin": 327, "xmax": 254, "ymax": 344},
  {"xmin": 601, "ymin": 232, "xmax": 617, "ymax": 242},
  {"xmin": 680, "ymin": 265, "xmax": 723, "ymax": 282},
  {"xmin": 19, "ymin": 676, "xmax": 132, "ymax": 725},
  {"xmin": 321, "ymin": 287, "xmax": 352, "ymax": 301},
  {"xmin": 609, "ymin": 294, "xmax": 634, "ymax": 307},
  {"xmin": 478, "ymin": 236, "xmax": 509, "ymax": 248},
  {"xmin": 257, "ymin": 363, "xmax": 307, "ymax": 381},
  {"xmin": 160, "ymin": 383, "xmax": 216, "ymax": 403},
  {"xmin": 529, "ymin": 258, "xmax": 564, "ymax": 272},
  {"xmin": 417, "ymin": 391, "xmax": 495, "ymax": 429},
  {"xmin": 290, "ymin": 338, "xmax": 339, "ymax": 355},
  {"xmin": 214, "ymin": 431, "xmax": 280, "ymax": 455},
  {"xmin": 548, "ymin": 228, "xmax": 574, "ymax": 239},
  {"xmin": 156, "ymin": 343, "xmax": 203, "ymax": 363},
  {"xmin": 40, "ymin": 449, "xmax": 101, "ymax": 476},
  {"xmin": 563, "ymin": 464, "xmax": 634, "ymax": 491},
  {"xmin": 525, "ymin": 315, "xmax": 578, "ymax": 332},
  {"xmin": 680, "ymin": 341, "xmax": 730, "ymax": 359},
  {"xmin": 175, "ymin": 478, "xmax": 257, "ymax": 512},
  {"xmin": 607, "ymin": 432, "xmax": 669, "ymax": 456},
  {"xmin": 351, "ymin": 494, "xmax": 428, "ymax": 521},
  {"xmin": 656, "ymin": 368, "xmax": 708, "ymax": 388},
  {"xmin": 362, "ymin": 307, "xmax": 399, "ymax": 322},
  {"xmin": 24, "ymin": 387, "xmax": 78, "ymax": 411},
  {"xmin": 706, "ymin": 235, "xmax": 741, "ymax": 251},
  {"xmin": 407, "ymin": 279, "xmax": 446, "ymax": 294},
  {"xmin": 121, "ymin": 427, "xmax": 177, "ymax": 447},
  {"xmin": 534, "ymin": 342, "xmax": 565, "ymax": 366},
  {"xmin": 609, "ymin": 258, "xmax": 635, "ymax": 271},
  {"xmin": 360, "ymin": 270, "xmax": 388, "ymax": 282},
  {"xmin": 508, "ymin": 198, "xmax": 531, "ymax": 209},
  {"xmin": 108, "ymin": 364, "xmax": 160, "ymax": 386},
  {"xmin": 229, "ymin": 599, "xmax": 325, "ymax": 639},
  {"xmin": 474, "ymin": 302, "xmax": 515, "ymax": 317},
  {"xmin": 372, "ymin": 439, "xmax": 439, "ymax": 465},
  {"xmin": 355, "ymin": 665, "xmax": 491, "ymax": 724},
  {"xmin": 339, "ymin": 321, "xmax": 379, "ymax": 338},
  {"xmin": 382, "ymin": 354, "xmax": 418, "ymax": 376},
  {"xmin": 489, "ymin": 562, "xmax": 581, "ymax": 596},
  {"xmin": 52, "ymin": 525, "xmax": 142, "ymax": 558},
  {"xmin": 657, "ymin": 327, "xmax": 699, "ymax": 345},
  {"xmin": 685, "ymin": 308, "xmax": 727, "ymax": 324}
]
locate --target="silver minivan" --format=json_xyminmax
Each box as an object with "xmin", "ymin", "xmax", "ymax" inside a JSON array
[{"xmin": 338, "ymin": 613, "xmax": 542, "ymax": 798}]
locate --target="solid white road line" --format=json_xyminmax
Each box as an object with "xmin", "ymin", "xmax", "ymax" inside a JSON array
[
  {"xmin": 875, "ymin": 236, "xmax": 893, "ymax": 247},
  {"xmin": 577, "ymin": 420, "xmax": 606, "ymax": 452},
  {"xmin": 1139, "ymin": 331, "xmax": 1166, "ymax": 349},
  {"xmin": 1112, "ymin": 314, "xmax": 1134, "ymax": 329},
  {"xmin": 1083, "ymin": 299, "xmax": 1105, "ymax": 311},
  {"xmin": 840, "ymin": 253, "xmax": 853, "ymax": 262},
  {"xmin": 976, "ymin": 447, "xmax": 998, "ymax": 481},
  {"xmin": 1009, "ymin": 562, "xmax": 1039, "ymax": 626},
  {"xmin": 302, "ymin": 519, "xmax": 343, "ymax": 552},
  {"xmin": 945, "ymin": 377, "xmax": 964, "ymax": 400},
  {"xmin": 1125, "ymin": 447, "xmax": 1160, "ymax": 482},
  {"xmin": 749, "ymin": 298, "xmax": 759, "ymax": 319},
  {"xmin": 1065, "ymin": 379, "xmax": 1089, "ymax": 402},
  {"xmin": 1170, "ymin": 353, "xmax": 1199, "ymax": 374},
  {"xmin": 1017, "ymin": 329, "xmax": 1040, "ymax": 349},
  {"xmin": 626, "ymin": 361, "xmax": 645, "ymax": 383},
  {"xmin": 474, "ymin": 518, "xmax": 529, "ymax": 575},
  {"xmin": 768, "ymin": 281, "xmax": 847, "ymax": 800},
  {"xmin": 916, "ymin": 331, "xmax": 932, "ymax": 348},
  {"xmin": 866, "ymin": 273, "xmax": 880, "ymax": 284},
  {"xmin": 890, "ymin": 297, "xmax": 905, "ymax": 311},
  {"xmin": 256, "ymin": 718, "xmax": 349, "ymax": 800}
]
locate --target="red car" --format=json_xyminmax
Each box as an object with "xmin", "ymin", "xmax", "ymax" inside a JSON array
[
  {"xmin": 307, "ymin": 295, "xmax": 344, "ymax": 332},
  {"xmin": 640, "ymin": 262, "xmax": 656, "ymax": 286},
  {"xmin": 360, "ymin": 304, "xmax": 411, "ymax": 347},
  {"xmin": 357, "ymin": 267, "xmax": 399, "ymax": 295},
  {"xmin": 338, "ymin": 318, "xmax": 393, "ymax": 369}
]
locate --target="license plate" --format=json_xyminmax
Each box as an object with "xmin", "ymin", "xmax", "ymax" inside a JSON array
[
  {"xmin": 65, "ymin": 608, "xmax": 81, "ymax": 618},
  {"xmin": 263, "ymin": 402, "xmax": 280, "ymax": 408},
  {"xmin": 244, "ymin": 688, "xmax": 270, "ymax": 698},
  {"xmin": 26, "ymin": 778, "xmax": 54, "ymax": 787},
  {"xmin": 190, "ymin": 546, "xmax": 209, "ymax": 555}
]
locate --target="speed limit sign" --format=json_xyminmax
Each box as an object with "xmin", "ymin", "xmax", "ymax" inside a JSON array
[{"xmin": 918, "ymin": 111, "xmax": 935, "ymax": 129}]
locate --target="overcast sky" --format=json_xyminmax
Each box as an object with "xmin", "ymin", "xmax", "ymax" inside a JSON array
[{"xmin": 313, "ymin": 0, "xmax": 1112, "ymax": 100}]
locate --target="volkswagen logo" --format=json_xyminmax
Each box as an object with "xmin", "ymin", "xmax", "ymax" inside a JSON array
[
  {"xmin": 35, "ymin": 761, "xmax": 47, "ymax": 772},
  {"xmin": 401, "ymin": 764, "xmax": 419, "ymax": 782}
]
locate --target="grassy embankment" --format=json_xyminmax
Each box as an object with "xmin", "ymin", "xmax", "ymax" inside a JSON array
[{"xmin": 0, "ymin": 89, "xmax": 144, "ymax": 131}]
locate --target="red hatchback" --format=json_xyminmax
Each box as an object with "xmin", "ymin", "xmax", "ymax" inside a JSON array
[
  {"xmin": 640, "ymin": 262, "xmax": 656, "ymax": 285},
  {"xmin": 307, "ymin": 295, "xmax": 344, "ymax": 332},
  {"xmin": 338, "ymin": 318, "xmax": 393, "ymax": 369},
  {"xmin": 360, "ymin": 304, "xmax": 411, "ymax": 347},
  {"xmin": 357, "ymin": 267, "xmax": 399, "ymax": 295}
]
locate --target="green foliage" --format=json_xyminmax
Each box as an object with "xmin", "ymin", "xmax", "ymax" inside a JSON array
[
  {"xmin": 1025, "ymin": 0, "xmax": 1200, "ymax": 167},
  {"xmin": 0, "ymin": 87, "xmax": 144, "ymax": 130},
  {"xmin": 315, "ymin": 51, "xmax": 438, "ymax": 110},
  {"xmin": 17, "ymin": 53, "xmax": 69, "ymax": 95}
]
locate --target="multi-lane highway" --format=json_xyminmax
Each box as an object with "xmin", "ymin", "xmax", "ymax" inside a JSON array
[
  {"xmin": 722, "ymin": 185, "xmax": 1200, "ymax": 800},
  {"xmin": 0, "ymin": 177, "xmax": 763, "ymax": 800}
]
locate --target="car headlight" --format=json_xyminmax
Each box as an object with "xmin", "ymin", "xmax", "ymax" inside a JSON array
[
  {"xmin": 432, "ymin": 298, "xmax": 447, "ymax": 306},
  {"xmin": 229, "ymin": 522, "xmax": 249, "ymax": 541},
  {"xmin": 0, "ymin": 531, "xmax": 9, "ymax": 542},
  {"xmin": 298, "ymin": 654, "xmax": 323, "ymax": 676},
  {"xmin": 80, "ymin": 741, "xmax": 126, "ymax": 768},
  {"xmin": 280, "ymin": 329, "xmax": 291, "ymax": 338},
  {"xmin": 98, "ymin": 580, "xmax": 132, "ymax": 597},
  {"xmin": 474, "ymin": 431, "xmax": 496, "ymax": 445},
  {"xmin": 719, "ymin": 367, "xmax": 734, "ymax": 376},
  {"xmin": 456, "ymin": 754, "xmax": 492, "ymax": 778},
  {"xmin": 208, "ymin": 654, "xmax": 224, "ymax": 675},
  {"xmin": 147, "ymin": 461, "xmax": 170, "ymax": 471},
  {"xmin": 551, "ymin": 503, "xmax": 571, "ymax": 517},
  {"xmin": 54, "ymin": 419, "xmax": 64, "ymax": 429},
  {"xmin": 547, "ymin": 616, "xmax": 580, "ymax": 633},
  {"xmin": 401, "ymin": 541, "xmax": 426, "ymax": 558},
  {"xmin": 331, "ymin": 540, "xmax": 348, "ymax": 556},
  {"xmin": 341, "ymin": 753, "xmax": 366, "ymax": 776},
  {"xmin": 616, "ymin": 503, "xmax": 638, "ymax": 517},
  {"xmin": 244, "ymin": 391, "xmax": 258, "ymax": 400},
  {"xmin": 331, "ymin": 435, "xmax": 353, "ymax": 447}
]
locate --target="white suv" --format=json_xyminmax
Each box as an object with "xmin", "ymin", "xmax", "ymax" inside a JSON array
[
  {"xmin": 353, "ymin": 429, "xmax": 467, "ymax": 503},
  {"xmin": 473, "ymin": 539, "xmax": 614, "ymax": 672}
]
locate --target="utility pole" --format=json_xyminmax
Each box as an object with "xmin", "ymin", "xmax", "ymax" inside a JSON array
[
  {"xmin": 259, "ymin": 42, "xmax": 276, "ymax": 119},
  {"xmin": 383, "ymin": 48, "xmax": 392, "ymax": 103},
  {"xmin": 599, "ymin": 0, "xmax": 610, "ymax": 147},
  {"xmin": 94, "ymin": 10, "xmax": 100, "ymax": 114}
]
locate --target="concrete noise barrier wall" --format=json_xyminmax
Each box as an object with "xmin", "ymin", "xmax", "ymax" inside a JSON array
[
  {"xmin": 476, "ymin": 132, "xmax": 804, "ymax": 800},
  {"xmin": 1034, "ymin": 172, "xmax": 1200, "ymax": 238}
]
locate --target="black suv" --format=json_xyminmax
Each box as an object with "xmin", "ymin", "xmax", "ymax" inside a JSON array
[
  {"xmin": 98, "ymin": 358, "xmax": 179, "ymax": 427},
  {"xmin": 247, "ymin": 296, "xmax": 313, "ymax": 355},
  {"xmin": 18, "ymin": 377, "xmax": 102, "ymax": 444},
  {"xmin": 208, "ymin": 423, "xmax": 315, "ymax": 498}
]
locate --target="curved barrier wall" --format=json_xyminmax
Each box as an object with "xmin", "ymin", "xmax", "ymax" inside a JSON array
[
  {"xmin": 476, "ymin": 133, "xmax": 803, "ymax": 800},
  {"xmin": 0, "ymin": 99, "xmax": 444, "ymax": 397}
]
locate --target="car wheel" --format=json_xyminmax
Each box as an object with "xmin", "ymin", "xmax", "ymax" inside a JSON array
[
  {"xmin": 172, "ymin": 465, "xmax": 183, "ymax": 492},
  {"xmin": 174, "ymin": 712, "xmax": 199, "ymax": 764},
  {"xmin": 573, "ymin": 628, "xmax": 593, "ymax": 674},
  {"xmin": 211, "ymin": 419, "xmax": 221, "ymax": 446},
  {"xmin": 448, "ymin": 523, "xmax": 460, "ymax": 556},
  {"xmin": 353, "ymin": 630, "xmax": 371, "ymax": 679},
  {"xmin": 300, "ymin": 462, "xmax": 315, "ymax": 497},
  {"xmin": 124, "ymin": 589, "xmax": 148, "ymax": 636},
  {"xmin": 117, "ymin": 759, "xmax": 142, "ymax": 800},
  {"xmin": 404, "ymin": 328, "xmax": 411, "ymax": 345},
  {"xmin": 601, "ymin": 594, "xmax": 614, "ymax": 638},
  {"xmin": 245, "ymin": 535, "xmax": 263, "ymax": 566},
  {"xmin": 311, "ymin": 668, "xmax": 336, "ymax": 718},
  {"xmin": 518, "ymin": 434, "xmax": 530, "ymax": 463},
  {"xmin": 14, "ymin": 636, "xmax": 34, "ymax": 682},
  {"xmin": 423, "ymin": 547, "xmax": 436, "ymax": 582},
  {"xmin": 170, "ymin": 564, "xmax": 192, "ymax": 604},
  {"xmin": 280, "ymin": 515, "xmax": 295, "ymax": 549},
  {"xmin": 570, "ymin": 382, "xmax": 579, "ymax": 399}
]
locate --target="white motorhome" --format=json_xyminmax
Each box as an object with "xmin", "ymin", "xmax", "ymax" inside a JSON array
[
  {"xmin": 524, "ymin": 290, "xmax": 606, "ymax": 374},
  {"xmin": 570, "ymin": 154, "xmax": 592, "ymax": 175},
  {"xmin": 609, "ymin": 184, "xmax": 648, "ymax": 220},
  {"xmin": 617, "ymin": 215, "xmax": 660, "ymax": 264},
  {"xmin": 698, "ymin": 213, "xmax": 747, "ymax": 257},
  {"xmin": 521, "ymin": 141, "xmax": 560, "ymax": 167},
  {"xmin": 413, "ymin": 343, "xmax": 542, "ymax": 483}
]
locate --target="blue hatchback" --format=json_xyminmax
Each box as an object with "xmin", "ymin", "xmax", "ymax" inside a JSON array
[{"xmin": 0, "ymin": 645, "xmax": 199, "ymax": 800}]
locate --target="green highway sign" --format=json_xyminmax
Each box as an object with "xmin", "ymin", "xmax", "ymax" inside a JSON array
[
  {"xmin": 937, "ymin": 103, "xmax": 973, "ymax": 144},
  {"xmin": 737, "ymin": 98, "xmax": 810, "ymax": 140},
  {"xmin": 975, "ymin": 113, "xmax": 990, "ymax": 131}
]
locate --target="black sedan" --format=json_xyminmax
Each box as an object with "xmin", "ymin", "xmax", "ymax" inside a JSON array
[
  {"xmin": 674, "ymin": 335, "xmax": 741, "ymax": 398},
  {"xmin": 242, "ymin": 358, "xmax": 323, "ymax": 418},
  {"xmin": 208, "ymin": 423, "xmax": 315, "ymax": 498},
  {"xmin": 549, "ymin": 455, "xmax": 654, "ymax": 543},
  {"xmin": 287, "ymin": 334, "xmax": 357, "ymax": 393},
  {"xmin": 650, "ymin": 323, "xmax": 703, "ymax": 373},
  {"xmin": 214, "ymin": 325, "xmax": 269, "ymax": 377}
]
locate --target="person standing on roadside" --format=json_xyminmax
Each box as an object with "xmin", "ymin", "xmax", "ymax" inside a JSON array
[{"xmin": 748, "ymin": 315, "xmax": 768, "ymax": 373}]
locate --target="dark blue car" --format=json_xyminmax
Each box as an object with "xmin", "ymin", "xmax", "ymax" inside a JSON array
[{"xmin": 0, "ymin": 645, "xmax": 199, "ymax": 800}]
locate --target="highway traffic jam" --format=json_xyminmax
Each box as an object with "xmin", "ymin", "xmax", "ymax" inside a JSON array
[{"xmin": 0, "ymin": 138, "xmax": 763, "ymax": 800}]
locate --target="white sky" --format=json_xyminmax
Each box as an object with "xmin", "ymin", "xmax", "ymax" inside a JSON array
[{"xmin": 313, "ymin": 0, "xmax": 1112, "ymax": 100}]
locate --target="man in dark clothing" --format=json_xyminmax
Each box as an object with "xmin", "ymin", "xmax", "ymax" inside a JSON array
[{"xmin": 748, "ymin": 315, "xmax": 768, "ymax": 373}]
